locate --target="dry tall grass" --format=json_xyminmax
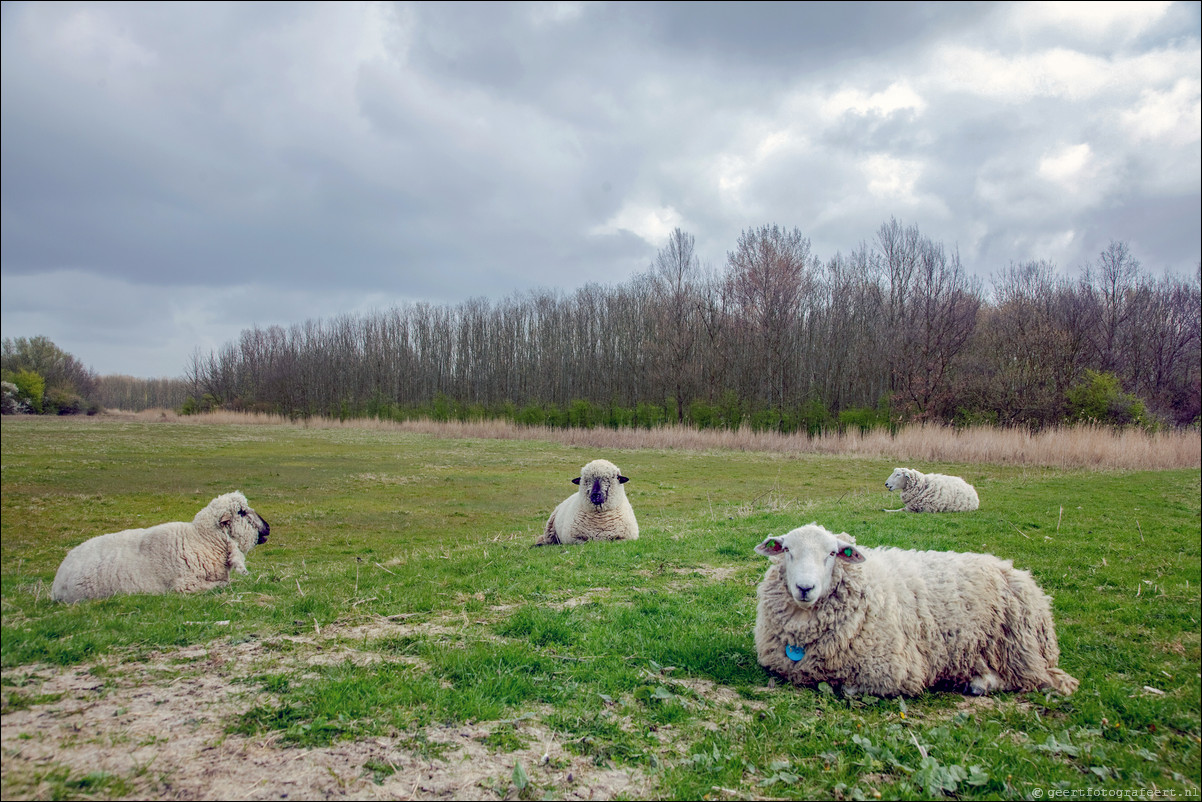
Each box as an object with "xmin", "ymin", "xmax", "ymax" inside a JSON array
[{"xmin": 100, "ymin": 409, "xmax": 1201, "ymax": 471}]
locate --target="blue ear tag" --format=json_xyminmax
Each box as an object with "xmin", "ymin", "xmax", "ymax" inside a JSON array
[{"xmin": 785, "ymin": 644, "xmax": 805, "ymax": 662}]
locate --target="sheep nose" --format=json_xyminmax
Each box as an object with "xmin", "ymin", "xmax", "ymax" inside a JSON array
[
  {"xmin": 796, "ymin": 585, "xmax": 814, "ymax": 601},
  {"xmin": 258, "ymin": 519, "xmax": 270, "ymax": 544},
  {"xmin": 590, "ymin": 480, "xmax": 606, "ymax": 505}
]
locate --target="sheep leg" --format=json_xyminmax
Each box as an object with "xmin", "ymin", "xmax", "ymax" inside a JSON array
[
  {"xmin": 171, "ymin": 576, "xmax": 230, "ymax": 593},
  {"xmin": 227, "ymin": 543, "xmax": 249, "ymax": 575},
  {"xmin": 1044, "ymin": 667, "xmax": 1080, "ymax": 695},
  {"xmin": 534, "ymin": 514, "xmax": 561, "ymax": 546}
]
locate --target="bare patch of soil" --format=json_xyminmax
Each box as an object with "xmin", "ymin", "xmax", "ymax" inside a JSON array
[
  {"xmin": 1, "ymin": 621, "xmax": 653, "ymax": 800},
  {"xmin": 548, "ymin": 588, "xmax": 612, "ymax": 609},
  {"xmin": 671, "ymin": 565, "xmax": 741, "ymax": 582}
]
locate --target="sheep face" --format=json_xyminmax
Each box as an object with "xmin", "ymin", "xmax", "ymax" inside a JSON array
[
  {"xmin": 204, "ymin": 491, "xmax": 270, "ymax": 555},
  {"xmin": 571, "ymin": 459, "xmax": 629, "ymax": 509},
  {"xmin": 885, "ymin": 468, "xmax": 913, "ymax": 492},
  {"xmin": 755, "ymin": 524, "xmax": 863, "ymax": 607}
]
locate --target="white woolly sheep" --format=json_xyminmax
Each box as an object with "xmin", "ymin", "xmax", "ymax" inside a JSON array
[
  {"xmin": 884, "ymin": 467, "xmax": 979, "ymax": 512},
  {"xmin": 534, "ymin": 459, "xmax": 639, "ymax": 546},
  {"xmin": 754, "ymin": 523, "xmax": 1078, "ymax": 697},
  {"xmin": 51, "ymin": 492, "xmax": 270, "ymax": 603}
]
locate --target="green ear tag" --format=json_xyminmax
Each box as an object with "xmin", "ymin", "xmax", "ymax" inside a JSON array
[
  {"xmin": 842, "ymin": 547, "xmax": 854, "ymax": 557},
  {"xmin": 768, "ymin": 539, "xmax": 778, "ymax": 550}
]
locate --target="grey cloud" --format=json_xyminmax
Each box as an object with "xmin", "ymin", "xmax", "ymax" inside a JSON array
[{"xmin": 2, "ymin": 1, "xmax": 1198, "ymax": 378}]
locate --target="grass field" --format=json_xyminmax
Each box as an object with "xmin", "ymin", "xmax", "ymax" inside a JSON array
[{"xmin": 1, "ymin": 416, "xmax": 1199, "ymax": 800}]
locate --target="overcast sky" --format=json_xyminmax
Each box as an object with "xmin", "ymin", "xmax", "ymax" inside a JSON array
[{"xmin": 2, "ymin": 1, "xmax": 1199, "ymax": 378}]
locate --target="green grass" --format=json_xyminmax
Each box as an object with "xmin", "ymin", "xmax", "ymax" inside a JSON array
[{"xmin": 1, "ymin": 416, "xmax": 1199, "ymax": 799}]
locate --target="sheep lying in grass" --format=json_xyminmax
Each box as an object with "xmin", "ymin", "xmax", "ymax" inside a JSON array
[
  {"xmin": 885, "ymin": 467, "xmax": 979, "ymax": 512},
  {"xmin": 754, "ymin": 523, "xmax": 1078, "ymax": 697},
  {"xmin": 51, "ymin": 492, "xmax": 270, "ymax": 603},
  {"xmin": 534, "ymin": 459, "xmax": 639, "ymax": 546}
]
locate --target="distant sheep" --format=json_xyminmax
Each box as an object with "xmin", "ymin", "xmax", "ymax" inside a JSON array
[
  {"xmin": 534, "ymin": 459, "xmax": 639, "ymax": 546},
  {"xmin": 754, "ymin": 523, "xmax": 1078, "ymax": 697},
  {"xmin": 885, "ymin": 467, "xmax": 979, "ymax": 512},
  {"xmin": 51, "ymin": 492, "xmax": 270, "ymax": 603}
]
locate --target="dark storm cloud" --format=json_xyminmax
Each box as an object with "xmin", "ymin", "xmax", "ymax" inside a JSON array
[{"xmin": 644, "ymin": 1, "xmax": 989, "ymax": 69}]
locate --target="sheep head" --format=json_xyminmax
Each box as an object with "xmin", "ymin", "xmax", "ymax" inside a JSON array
[
  {"xmin": 885, "ymin": 468, "xmax": 915, "ymax": 492},
  {"xmin": 571, "ymin": 459, "xmax": 629, "ymax": 508},
  {"xmin": 208, "ymin": 491, "xmax": 271, "ymax": 554},
  {"xmin": 755, "ymin": 523, "xmax": 863, "ymax": 607}
]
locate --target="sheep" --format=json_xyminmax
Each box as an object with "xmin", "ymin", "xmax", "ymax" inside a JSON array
[
  {"xmin": 534, "ymin": 459, "xmax": 639, "ymax": 546},
  {"xmin": 884, "ymin": 467, "xmax": 979, "ymax": 512},
  {"xmin": 51, "ymin": 492, "xmax": 270, "ymax": 603},
  {"xmin": 754, "ymin": 523, "xmax": 1078, "ymax": 697}
]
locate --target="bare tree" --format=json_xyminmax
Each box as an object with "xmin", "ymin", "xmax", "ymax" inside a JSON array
[
  {"xmin": 725, "ymin": 224, "xmax": 817, "ymax": 422},
  {"xmin": 887, "ymin": 238, "xmax": 981, "ymax": 418},
  {"xmin": 1084, "ymin": 240, "xmax": 1142, "ymax": 375},
  {"xmin": 966, "ymin": 261, "xmax": 1078, "ymax": 425},
  {"xmin": 647, "ymin": 227, "xmax": 702, "ymax": 421}
]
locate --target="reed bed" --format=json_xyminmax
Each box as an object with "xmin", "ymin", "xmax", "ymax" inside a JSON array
[{"xmin": 104, "ymin": 409, "xmax": 1201, "ymax": 470}]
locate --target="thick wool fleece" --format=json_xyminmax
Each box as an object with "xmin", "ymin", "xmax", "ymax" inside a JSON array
[
  {"xmin": 535, "ymin": 459, "xmax": 639, "ymax": 546},
  {"xmin": 755, "ymin": 529, "xmax": 1077, "ymax": 697},
  {"xmin": 886, "ymin": 468, "xmax": 979, "ymax": 512},
  {"xmin": 51, "ymin": 492, "xmax": 269, "ymax": 603}
]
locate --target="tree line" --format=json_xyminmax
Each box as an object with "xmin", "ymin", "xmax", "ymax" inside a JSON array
[
  {"xmin": 4, "ymin": 220, "xmax": 1197, "ymax": 428},
  {"xmin": 181, "ymin": 220, "xmax": 1200, "ymax": 431},
  {"xmin": 2, "ymin": 336, "xmax": 101, "ymax": 415},
  {"xmin": 2, "ymin": 337, "xmax": 192, "ymax": 415}
]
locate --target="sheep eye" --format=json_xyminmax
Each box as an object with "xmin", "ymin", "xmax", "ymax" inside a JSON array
[{"xmin": 239, "ymin": 509, "xmax": 248, "ymax": 517}]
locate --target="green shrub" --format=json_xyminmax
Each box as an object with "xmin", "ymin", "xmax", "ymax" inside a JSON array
[
  {"xmin": 796, "ymin": 399, "xmax": 833, "ymax": 436},
  {"xmin": 633, "ymin": 401, "xmax": 668, "ymax": 429},
  {"xmin": 567, "ymin": 399, "xmax": 598, "ymax": 428},
  {"xmin": 1066, "ymin": 370, "xmax": 1149, "ymax": 426},
  {"xmin": 516, "ymin": 403, "xmax": 547, "ymax": 426},
  {"xmin": 12, "ymin": 369, "xmax": 45, "ymax": 413},
  {"xmin": 838, "ymin": 401, "xmax": 892, "ymax": 433},
  {"xmin": 44, "ymin": 387, "xmax": 86, "ymax": 415},
  {"xmin": 180, "ymin": 394, "xmax": 220, "ymax": 415}
]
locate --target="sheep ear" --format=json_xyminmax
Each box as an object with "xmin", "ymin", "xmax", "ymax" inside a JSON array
[
  {"xmin": 218, "ymin": 512, "xmax": 233, "ymax": 529},
  {"xmin": 572, "ymin": 477, "xmax": 581, "ymax": 485},
  {"xmin": 755, "ymin": 537, "xmax": 785, "ymax": 557},
  {"xmin": 835, "ymin": 539, "xmax": 865, "ymax": 563},
  {"xmin": 618, "ymin": 475, "xmax": 629, "ymax": 484}
]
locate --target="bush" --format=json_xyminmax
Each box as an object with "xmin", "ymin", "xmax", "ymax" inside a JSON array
[
  {"xmin": 796, "ymin": 399, "xmax": 833, "ymax": 436},
  {"xmin": 838, "ymin": 399, "xmax": 893, "ymax": 433},
  {"xmin": 567, "ymin": 399, "xmax": 599, "ymax": 428},
  {"xmin": 633, "ymin": 402, "xmax": 668, "ymax": 429},
  {"xmin": 11, "ymin": 370, "xmax": 45, "ymax": 413},
  {"xmin": 688, "ymin": 399, "xmax": 718, "ymax": 429},
  {"xmin": 1066, "ymin": 370, "xmax": 1149, "ymax": 427},
  {"xmin": 516, "ymin": 404, "xmax": 547, "ymax": 426},
  {"xmin": 180, "ymin": 394, "xmax": 220, "ymax": 415},
  {"xmin": 715, "ymin": 391, "xmax": 744, "ymax": 429},
  {"xmin": 1, "ymin": 380, "xmax": 22, "ymax": 414},
  {"xmin": 44, "ymin": 387, "xmax": 86, "ymax": 415}
]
